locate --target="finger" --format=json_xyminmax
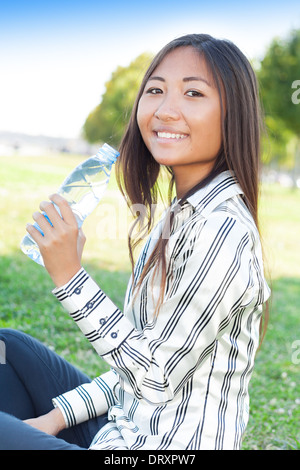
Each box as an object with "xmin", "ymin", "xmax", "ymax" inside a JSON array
[
  {"xmin": 39, "ymin": 200, "xmax": 63, "ymax": 226},
  {"xmin": 49, "ymin": 193, "xmax": 77, "ymax": 225},
  {"xmin": 32, "ymin": 211, "xmax": 54, "ymax": 234},
  {"xmin": 32, "ymin": 210, "xmax": 51, "ymax": 228},
  {"xmin": 26, "ymin": 222, "xmax": 45, "ymax": 243}
]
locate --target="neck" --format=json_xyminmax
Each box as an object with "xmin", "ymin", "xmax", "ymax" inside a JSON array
[{"xmin": 173, "ymin": 162, "xmax": 215, "ymax": 200}]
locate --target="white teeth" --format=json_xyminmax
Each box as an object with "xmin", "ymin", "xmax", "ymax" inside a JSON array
[{"xmin": 157, "ymin": 132, "xmax": 186, "ymax": 140}]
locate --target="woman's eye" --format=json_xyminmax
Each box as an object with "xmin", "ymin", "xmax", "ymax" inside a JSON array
[
  {"xmin": 145, "ymin": 87, "xmax": 163, "ymax": 95},
  {"xmin": 186, "ymin": 90, "xmax": 204, "ymax": 97}
]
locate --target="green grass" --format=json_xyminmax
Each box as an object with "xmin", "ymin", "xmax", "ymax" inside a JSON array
[{"xmin": 0, "ymin": 154, "xmax": 299, "ymax": 450}]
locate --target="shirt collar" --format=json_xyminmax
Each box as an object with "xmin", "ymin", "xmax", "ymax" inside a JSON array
[{"xmin": 183, "ymin": 170, "xmax": 244, "ymax": 217}]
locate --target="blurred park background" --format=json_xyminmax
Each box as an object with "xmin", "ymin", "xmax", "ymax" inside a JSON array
[{"xmin": 0, "ymin": 0, "xmax": 299, "ymax": 450}]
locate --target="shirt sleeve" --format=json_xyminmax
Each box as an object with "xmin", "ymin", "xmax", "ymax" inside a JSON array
[
  {"xmin": 52, "ymin": 213, "xmax": 269, "ymax": 406},
  {"xmin": 52, "ymin": 369, "xmax": 118, "ymax": 428}
]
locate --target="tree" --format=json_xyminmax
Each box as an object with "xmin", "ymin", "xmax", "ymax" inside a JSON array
[
  {"xmin": 83, "ymin": 53, "xmax": 153, "ymax": 147},
  {"xmin": 258, "ymin": 29, "xmax": 300, "ymax": 172}
]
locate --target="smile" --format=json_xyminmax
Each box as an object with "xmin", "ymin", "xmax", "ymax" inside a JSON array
[{"xmin": 156, "ymin": 132, "xmax": 187, "ymax": 140}]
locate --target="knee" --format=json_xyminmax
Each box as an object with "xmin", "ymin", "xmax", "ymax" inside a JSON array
[
  {"xmin": 0, "ymin": 330, "xmax": 16, "ymax": 364},
  {"xmin": 0, "ymin": 328, "xmax": 18, "ymax": 339},
  {"xmin": 0, "ymin": 329, "xmax": 32, "ymax": 361},
  {"xmin": 0, "ymin": 328, "xmax": 28, "ymax": 342},
  {"xmin": 0, "ymin": 329, "xmax": 15, "ymax": 363}
]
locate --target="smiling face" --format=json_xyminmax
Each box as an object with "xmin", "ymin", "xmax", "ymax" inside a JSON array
[{"xmin": 137, "ymin": 46, "xmax": 223, "ymax": 197}]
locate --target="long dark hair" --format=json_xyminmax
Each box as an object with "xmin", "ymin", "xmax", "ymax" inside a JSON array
[{"xmin": 116, "ymin": 34, "xmax": 266, "ymax": 323}]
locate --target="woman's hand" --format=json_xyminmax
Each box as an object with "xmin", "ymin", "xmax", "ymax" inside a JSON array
[
  {"xmin": 26, "ymin": 193, "xmax": 86, "ymax": 287},
  {"xmin": 24, "ymin": 407, "xmax": 66, "ymax": 436}
]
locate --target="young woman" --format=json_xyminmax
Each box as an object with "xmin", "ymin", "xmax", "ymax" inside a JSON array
[{"xmin": 0, "ymin": 34, "xmax": 270, "ymax": 450}]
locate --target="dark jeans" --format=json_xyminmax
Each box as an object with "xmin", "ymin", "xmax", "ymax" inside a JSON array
[{"xmin": 0, "ymin": 328, "xmax": 108, "ymax": 450}]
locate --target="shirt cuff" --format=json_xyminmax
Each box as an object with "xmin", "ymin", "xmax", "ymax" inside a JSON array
[
  {"xmin": 52, "ymin": 370, "xmax": 118, "ymax": 428},
  {"xmin": 52, "ymin": 268, "xmax": 135, "ymax": 356}
]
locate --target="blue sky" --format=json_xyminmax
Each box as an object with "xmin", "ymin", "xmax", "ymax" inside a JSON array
[{"xmin": 1, "ymin": 0, "xmax": 299, "ymax": 138}]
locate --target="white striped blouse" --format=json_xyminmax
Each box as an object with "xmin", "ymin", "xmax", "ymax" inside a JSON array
[{"xmin": 52, "ymin": 171, "xmax": 270, "ymax": 450}]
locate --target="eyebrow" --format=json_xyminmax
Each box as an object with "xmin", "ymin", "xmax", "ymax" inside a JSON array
[{"xmin": 148, "ymin": 76, "xmax": 212, "ymax": 87}]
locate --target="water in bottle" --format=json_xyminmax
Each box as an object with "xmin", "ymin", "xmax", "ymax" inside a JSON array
[{"xmin": 20, "ymin": 143, "xmax": 119, "ymax": 266}]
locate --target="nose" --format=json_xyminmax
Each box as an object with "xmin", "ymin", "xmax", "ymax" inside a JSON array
[{"xmin": 154, "ymin": 96, "xmax": 181, "ymax": 121}]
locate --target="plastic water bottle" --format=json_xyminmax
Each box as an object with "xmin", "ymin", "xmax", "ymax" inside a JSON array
[{"xmin": 20, "ymin": 143, "xmax": 119, "ymax": 266}]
